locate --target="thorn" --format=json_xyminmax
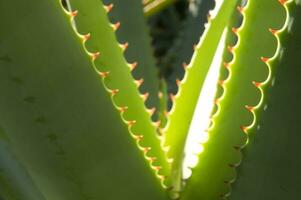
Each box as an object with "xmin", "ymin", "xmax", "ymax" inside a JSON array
[
  {"xmin": 82, "ymin": 33, "xmax": 91, "ymax": 42},
  {"xmin": 143, "ymin": 147, "xmax": 151, "ymax": 153},
  {"xmin": 237, "ymin": 6, "xmax": 244, "ymax": 13},
  {"xmin": 223, "ymin": 62, "xmax": 230, "ymax": 68},
  {"xmin": 153, "ymin": 120, "xmax": 161, "ymax": 128},
  {"xmin": 148, "ymin": 107, "xmax": 156, "ymax": 115},
  {"xmin": 227, "ymin": 45, "xmax": 234, "ymax": 53},
  {"xmin": 134, "ymin": 78, "xmax": 144, "ymax": 87},
  {"xmin": 129, "ymin": 62, "xmax": 138, "ymax": 71},
  {"xmin": 91, "ymin": 52, "xmax": 100, "ymax": 61},
  {"xmin": 118, "ymin": 106, "xmax": 128, "ymax": 113},
  {"xmin": 169, "ymin": 93, "xmax": 175, "ymax": 101},
  {"xmin": 240, "ymin": 126, "xmax": 247, "ymax": 133},
  {"xmin": 134, "ymin": 134, "xmax": 143, "ymax": 141},
  {"xmin": 164, "ymin": 110, "xmax": 169, "ymax": 117},
  {"xmin": 110, "ymin": 89, "xmax": 119, "ymax": 96},
  {"xmin": 182, "ymin": 62, "xmax": 188, "ymax": 69},
  {"xmin": 148, "ymin": 157, "xmax": 157, "ymax": 162},
  {"xmin": 261, "ymin": 57, "xmax": 269, "ymax": 63},
  {"xmin": 193, "ymin": 44, "xmax": 197, "ymax": 51},
  {"xmin": 218, "ymin": 80, "xmax": 225, "ymax": 86},
  {"xmin": 252, "ymin": 81, "xmax": 262, "ymax": 88},
  {"xmin": 104, "ymin": 3, "xmax": 114, "ymax": 12},
  {"xmin": 153, "ymin": 166, "xmax": 162, "ymax": 171},
  {"xmin": 207, "ymin": 13, "xmax": 212, "ymax": 21},
  {"xmin": 214, "ymin": 98, "xmax": 220, "ymax": 104},
  {"xmin": 269, "ymin": 28, "xmax": 278, "ymax": 35},
  {"xmin": 158, "ymin": 175, "xmax": 166, "ymax": 180},
  {"xmin": 232, "ymin": 27, "xmax": 238, "ymax": 33},
  {"xmin": 141, "ymin": 92, "xmax": 149, "ymax": 102},
  {"xmin": 112, "ymin": 21, "xmax": 120, "ymax": 31},
  {"xmin": 69, "ymin": 10, "xmax": 78, "ymax": 17},
  {"xmin": 120, "ymin": 42, "xmax": 129, "ymax": 51},
  {"xmin": 127, "ymin": 120, "xmax": 136, "ymax": 126},
  {"xmin": 176, "ymin": 79, "xmax": 181, "ymax": 86},
  {"xmin": 99, "ymin": 71, "xmax": 109, "ymax": 78},
  {"xmin": 245, "ymin": 105, "xmax": 254, "ymax": 111},
  {"xmin": 279, "ymin": 0, "xmax": 288, "ymax": 5}
]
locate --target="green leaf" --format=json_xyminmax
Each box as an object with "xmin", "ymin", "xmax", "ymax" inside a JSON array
[
  {"xmin": 102, "ymin": 0, "xmax": 160, "ymax": 118},
  {"xmin": 231, "ymin": 1, "xmax": 301, "ymax": 199},
  {"xmin": 182, "ymin": 0, "xmax": 288, "ymax": 199},
  {"xmin": 69, "ymin": 0, "xmax": 170, "ymax": 185},
  {"xmin": 162, "ymin": 0, "xmax": 239, "ymax": 192},
  {"xmin": 0, "ymin": 1, "xmax": 168, "ymax": 199}
]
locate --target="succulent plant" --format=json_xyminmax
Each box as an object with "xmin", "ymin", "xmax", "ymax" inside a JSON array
[{"xmin": 0, "ymin": 0, "xmax": 300, "ymax": 200}]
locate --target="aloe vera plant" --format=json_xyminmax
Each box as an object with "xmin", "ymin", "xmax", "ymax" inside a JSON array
[{"xmin": 0, "ymin": 0, "xmax": 300, "ymax": 199}]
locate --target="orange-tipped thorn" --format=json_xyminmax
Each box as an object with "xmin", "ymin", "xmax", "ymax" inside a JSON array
[
  {"xmin": 153, "ymin": 120, "xmax": 161, "ymax": 128},
  {"xmin": 120, "ymin": 42, "xmax": 129, "ymax": 51},
  {"xmin": 182, "ymin": 62, "xmax": 188, "ymax": 69},
  {"xmin": 169, "ymin": 93, "xmax": 175, "ymax": 101},
  {"xmin": 176, "ymin": 79, "xmax": 181, "ymax": 86},
  {"xmin": 240, "ymin": 126, "xmax": 248, "ymax": 133},
  {"xmin": 69, "ymin": 10, "xmax": 78, "ymax": 17},
  {"xmin": 237, "ymin": 6, "xmax": 244, "ymax": 13},
  {"xmin": 129, "ymin": 62, "xmax": 138, "ymax": 71},
  {"xmin": 269, "ymin": 28, "xmax": 278, "ymax": 35},
  {"xmin": 118, "ymin": 106, "xmax": 128, "ymax": 113},
  {"xmin": 227, "ymin": 45, "xmax": 234, "ymax": 53},
  {"xmin": 134, "ymin": 134, "xmax": 143, "ymax": 141},
  {"xmin": 214, "ymin": 98, "xmax": 220, "ymax": 105},
  {"xmin": 112, "ymin": 21, "xmax": 120, "ymax": 31},
  {"xmin": 219, "ymin": 80, "xmax": 225, "ymax": 86},
  {"xmin": 164, "ymin": 110, "xmax": 169, "ymax": 117},
  {"xmin": 143, "ymin": 147, "xmax": 151, "ymax": 153},
  {"xmin": 141, "ymin": 92, "xmax": 149, "ymax": 102},
  {"xmin": 91, "ymin": 52, "xmax": 100, "ymax": 61},
  {"xmin": 261, "ymin": 57, "xmax": 269, "ymax": 63},
  {"xmin": 232, "ymin": 27, "xmax": 239, "ymax": 33},
  {"xmin": 110, "ymin": 89, "xmax": 119, "ymax": 96},
  {"xmin": 245, "ymin": 105, "xmax": 255, "ymax": 111},
  {"xmin": 104, "ymin": 3, "xmax": 114, "ymax": 12},
  {"xmin": 147, "ymin": 107, "xmax": 156, "ymax": 116},
  {"xmin": 223, "ymin": 62, "xmax": 230, "ymax": 68},
  {"xmin": 148, "ymin": 157, "xmax": 157, "ymax": 162},
  {"xmin": 82, "ymin": 33, "xmax": 91, "ymax": 42},
  {"xmin": 135, "ymin": 78, "xmax": 144, "ymax": 87},
  {"xmin": 252, "ymin": 81, "xmax": 262, "ymax": 88},
  {"xmin": 279, "ymin": 0, "xmax": 288, "ymax": 5},
  {"xmin": 99, "ymin": 71, "xmax": 109, "ymax": 78},
  {"xmin": 127, "ymin": 120, "xmax": 136, "ymax": 126},
  {"xmin": 153, "ymin": 166, "xmax": 162, "ymax": 171}
]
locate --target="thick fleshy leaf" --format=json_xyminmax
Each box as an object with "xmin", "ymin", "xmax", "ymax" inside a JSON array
[
  {"xmin": 231, "ymin": 1, "xmax": 301, "ymax": 199},
  {"xmin": 182, "ymin": 0, "xmax": 288, "ymax": 199},
  {"xmin": 0, "ymin": 1, "xmax": 168, "ymax": 199}
]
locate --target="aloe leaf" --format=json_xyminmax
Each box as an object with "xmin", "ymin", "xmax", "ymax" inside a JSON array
[
  {"xmin": 0, "ymin": 128, "xmax": 45, "ymax": 200},
  {"xmin": 230, "ymin": 1, "xmax": 301, "ymax": 199},
  {"xmin": 182, "ymin": 0, "xmax": 288, "ymax": 199},
  {"xmin": 102, "ymin": 0, "xmax": 160, "ymax": 117},
  {"xmin": 68, "ymin": 0, "xmax": 170, "ymax": 185},
  {"xmin": 0, "ymin": 1, "xmax": 168, "ymax": 199},
  {"xmin": 162, "ymin": 0, "xmax": 239, "ymax": 191}
]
